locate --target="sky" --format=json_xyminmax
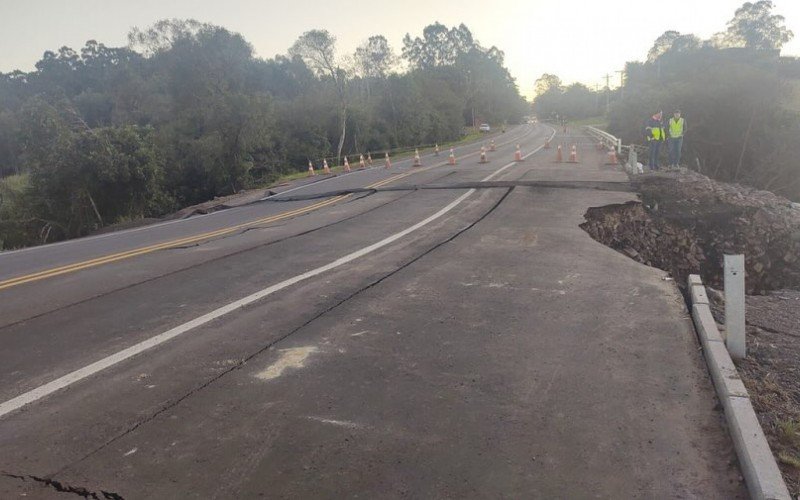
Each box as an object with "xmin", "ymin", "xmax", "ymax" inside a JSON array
[{"xmin": 2, "ymin": 0, "xmax": 800, "ymax": 99}]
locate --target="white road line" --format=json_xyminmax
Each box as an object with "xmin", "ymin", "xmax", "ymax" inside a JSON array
[
  {"xmin": 0, "ymin": 125, "xmax": 554, "ymax": 419},
  {"xmin": 0, "ymin": 126, "xmax": 534, "ymax": 259}
]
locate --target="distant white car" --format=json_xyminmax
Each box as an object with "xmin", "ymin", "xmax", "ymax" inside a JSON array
[{"xmin": 479, "ymin": 123, "xmax": 491, "ymax": 132}]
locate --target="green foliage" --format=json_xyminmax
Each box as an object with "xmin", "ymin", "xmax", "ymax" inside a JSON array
[
  {"xmin": 0, "ymin": 174, "xmax": 38, "ymax": 250},
  {"xmin": 19, "ymin": 99, "xmax": 171, "ymax": 239},
  {"xmin": 609, "ymin": 45, "xmax": 800, "ymax": 200},
  {"xmin": 533, "ymin": 1, "xmax": 799, "ymax": 201},
  {"xmin": 0, "ymin": 19, "xmax": 526, "ymax": 248},
  {"xmin": 533, "ymin": 80, "xmax": 601, "ymax": 121},
  {"xmin": 723, "ymin": 1, "xmax": 794, "ymax": 50}
]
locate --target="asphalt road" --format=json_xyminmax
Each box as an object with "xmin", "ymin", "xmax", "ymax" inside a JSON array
[{"xmin": 0, "ymin": 124, "xmax": 745, "ymax": 498}]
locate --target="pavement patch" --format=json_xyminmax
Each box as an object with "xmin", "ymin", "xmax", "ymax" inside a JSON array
[{"xmin": 255, "ymin": 346, "xmax": 318, "ymax": 381}]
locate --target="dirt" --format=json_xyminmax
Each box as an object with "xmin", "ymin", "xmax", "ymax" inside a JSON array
[
  {"xmin": 581, "ymin": 169, "xmax": 800, "ymax": 496},
  {"xmin": 708, "ymin": 288, "xmax": 800, "ymax": 495},
  {"xmin": 581, "ymin": 169, "xmax": 800, "ymax": 294}
]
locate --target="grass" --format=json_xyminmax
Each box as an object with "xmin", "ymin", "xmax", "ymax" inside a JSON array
[
  {"xmin": 258, "ymin": 128, "xmax": 488, "ymax": 190},
  {"xmin": 778, "ymin": 419, "xmax": 800, "ymax": 447},
  {"xmin": 779, "ymin": 451, "xmax": 800, "ymax": 469},
  {"xmin": 0, "ymin": 173, "xmax": 29, "ymax": 193}
]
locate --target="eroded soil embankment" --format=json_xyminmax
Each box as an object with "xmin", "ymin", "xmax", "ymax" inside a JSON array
[
  {"xmin": 581, "ymin": 170, "xmax": 800, "ymax": 495},
  {"xmin": 580, "ymin": 171, "xmax": 800, "ymax": 294}
]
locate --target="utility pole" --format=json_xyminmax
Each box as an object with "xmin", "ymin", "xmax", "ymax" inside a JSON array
[
  {"xmin": 616, "ymin": 70, "xmax": 625, "ymax": 101},
  {"xmin": 594, "ymin": 83, "xmax": 600, "ymax": 113},
  {"xmin": 603, "ymin": 73, "xmax": 611, "ymax": 114}
]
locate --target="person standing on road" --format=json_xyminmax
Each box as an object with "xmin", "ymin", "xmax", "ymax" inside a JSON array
[
  {"xmin": 667, "ymin": 110, "xmax": 685, "ymax": 168},
  {"xmin": 644, "ymin": 111, "xmax": 666, "ymax": 170}
]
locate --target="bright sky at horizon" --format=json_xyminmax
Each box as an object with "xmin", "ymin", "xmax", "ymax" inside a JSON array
[{"xmin": 2, "ymin": 0, "xmax": 800, "ymax": 99}]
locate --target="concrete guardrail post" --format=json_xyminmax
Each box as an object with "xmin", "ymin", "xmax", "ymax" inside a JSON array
[
  {"xmin": 627, "ymin": 148, "xmax": 638, "ymax": 174},
  {"xmin": 724, "ymin": 254, "xmax": 746, "ymax": 360}
]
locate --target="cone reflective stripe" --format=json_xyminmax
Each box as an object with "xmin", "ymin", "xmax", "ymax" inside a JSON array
[
  {"xmin": 514, "ymin": 144, "xmax": 522, "ymax": 162},
  {"xmin": 434, "ymin": 144, "xmax": 440, "ymax": 156},
  {"xmin": 367, "ymin": 153, "xmax": 373, "ymax": 166},
  {"xmin": 479, "ymin": 146, "xmax": 488, "ymax": 163},
  {"xmin": 323, "ymin": 159, "xmax": 331, "ymax": 174},
  {"xmin": 344, "ymin": 156, "xmax": 351, "ymax": 172},
  {"xmin": 556, "ymin": 145, "xmax": 563, "ymax": 163},
  {"xmin": 308, "ymin": 161, "xmax": 316, "ymax": 176},
  {"xmin": 489, "ymin": 139, "xmax": 496, "ymax": 152},
  {"xmin": 413, "ymin": 148, "xmax": 422, "ymax": 167},
  {"xmin": 359, "ymin": 154, "xmax": 366, "ymax": 169},
  {"xmin": 385, "ymin": 152, "xmax": 391, "ymax": 168},
  {"xmin": 544, "ymin": 138, "xmax": 551, "ymax": 149},
  {"xmin": 568, "ymin": 144, "xmax": 578, "ymax": 163},
  {"xmin": 448, "ymin": 148, "xmax": 456, "ymax": 165}
]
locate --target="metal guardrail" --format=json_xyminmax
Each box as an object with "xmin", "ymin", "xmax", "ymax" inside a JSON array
[
  {"xmin": 584, "ymin": 126, "xmax": 621, "ymax": 154},
  {"xmin": 583, "ymin": 126, "xmax": 651, "ymax": 174}
]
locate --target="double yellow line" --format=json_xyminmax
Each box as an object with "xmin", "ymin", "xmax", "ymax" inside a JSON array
[
  {"xmin": 0, "ymin": 196, "xmax": 350, "ymax": 291},
  {"xmin": 1, "ymin": 127, "xmax": 534, "ymax": 291},
  {"xmin": 0, "ymin": 169, "xmax": 418, "ymax": 292}
]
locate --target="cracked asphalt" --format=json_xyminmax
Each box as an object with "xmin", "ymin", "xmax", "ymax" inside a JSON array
[{"xmin": 0, "ymin": 125, "xmax": 745, "ymax": 498}]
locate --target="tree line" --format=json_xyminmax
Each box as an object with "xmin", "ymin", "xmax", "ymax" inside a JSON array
[
  {"xmin": 532, "ymin": 1, "xmax": 800, "ymax": 202},
  {"xmin": 0, "ymin": 20, "xmax": 528, "ymax": 249}
]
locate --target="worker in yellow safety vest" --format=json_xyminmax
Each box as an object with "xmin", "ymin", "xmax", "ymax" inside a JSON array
[
  {"xmin": 644, "ymin": 110, "xmax": 666, "ymax": 170},
  {"xmin": 667, "ymin": 110, "xmax": 685, "ymax": 168}
]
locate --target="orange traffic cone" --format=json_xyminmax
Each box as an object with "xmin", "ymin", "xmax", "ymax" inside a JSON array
[
  {"xmin": 359, "ymin": 154, "xmax": 366, "ymax": 169},
  {"xmin": 489, "ymin": 139, "xmax": 496, "ymax": 152},
  {"xmin": 448, "ymin": 148, "xmax": 456, "ymax": 165},
  {"xmin": 434, "ymin": 144, "xmax": 440, "ymax": 156},
  {"xmin": 544, "ymin": 138, "xmax": 551, "ymax": 149},
  {"xmin": 385, "ymin": 152, "xmax": 391, "ymax": 168},
  {"xmin": 308, "ymin": 161, "xmax": 316, "ymax": 177},
  {"xmin": 479, "ymin": 146, "xmax": 488, "ymax": 163},
  {"xmin": 514, "ymin": 144, "xmax": 523, "ymax": 162},
  {"xmin": 568, "ymin": 145, "xmax": 578, "ymax": 163},
  {"xmin": 555, "ymin": 145, "xmax": 563, "ymax": 163},
  {"xmin": 344, "ymin": 156, "xmax": 351, "ymax": 172},
  {"xmin": 606, "ymin": 149, "xmax": 619, "ymax": 165},
  {"xmin": 323, "ymin": 159, "xmax": 331, "ymax": 174},
  {"xmin": 367, "ymin": 153, "xmax": 373, "ymax": 166},
  {"xmin": 413, "ymin": 148, "xmax": 422, "ymax": 167}
]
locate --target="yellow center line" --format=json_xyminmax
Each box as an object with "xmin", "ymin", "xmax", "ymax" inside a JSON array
[
  {"xmin": 0, "ymin": 195, "xmax": 345, "ymax": 291},
  {"xmin": 0, "ymin": 128, "xmax": 534, "ymax": 291}
]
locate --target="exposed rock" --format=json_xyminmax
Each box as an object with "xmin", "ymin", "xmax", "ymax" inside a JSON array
[{"xmin": 581, "ymin": 170, "xmax": 800, "ymax": 294}]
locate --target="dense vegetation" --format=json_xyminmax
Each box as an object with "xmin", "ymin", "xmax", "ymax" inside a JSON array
[
  {"xmin": 0, "ymin": 21, "xmax": 527, "ymax": 249},
  {"xmin": 533, "ymin": 1, "xmax": 800, "ymax": 202}
]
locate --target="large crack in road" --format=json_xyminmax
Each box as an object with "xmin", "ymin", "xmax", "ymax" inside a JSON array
[{"xmin": 42, "ymin": 187, "xmax": 515, "ymax": 494}]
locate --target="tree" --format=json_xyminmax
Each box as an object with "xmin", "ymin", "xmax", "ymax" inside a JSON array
[
  {"xmin": 354, "ymin": 35, "xmax": 396, "ymax": 79},
  {"xmin": 648, "ymin": 31, "xmax": 702, "ymax": 62},
  {"xmin": 649, "ymin": 31, "xmax": 678, "ymax": 61},
  {"xmin": 724, "ymin": 1, "xmax": 794, "ymax": 50},
  {"xmin": 1, "ymin": 19, "xmax": 530, "ymax": 248},
  {"xmin": 402, "ymin": 23, "xmax": 477, "ymax": 69},
  {"xmin": 534, "ymin": 73, "xmax": 562, "ymax": 96},
  {"xmin": 128, "ymin": 19, "xmax": 211, "ymax": 55},
  {"xmin": 19, "ymin": 98, "xmax": 169, "ymax": 239},
  {"xmin": 289, "ymin": 30, "xmax": 349, "ymax": 162}
]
